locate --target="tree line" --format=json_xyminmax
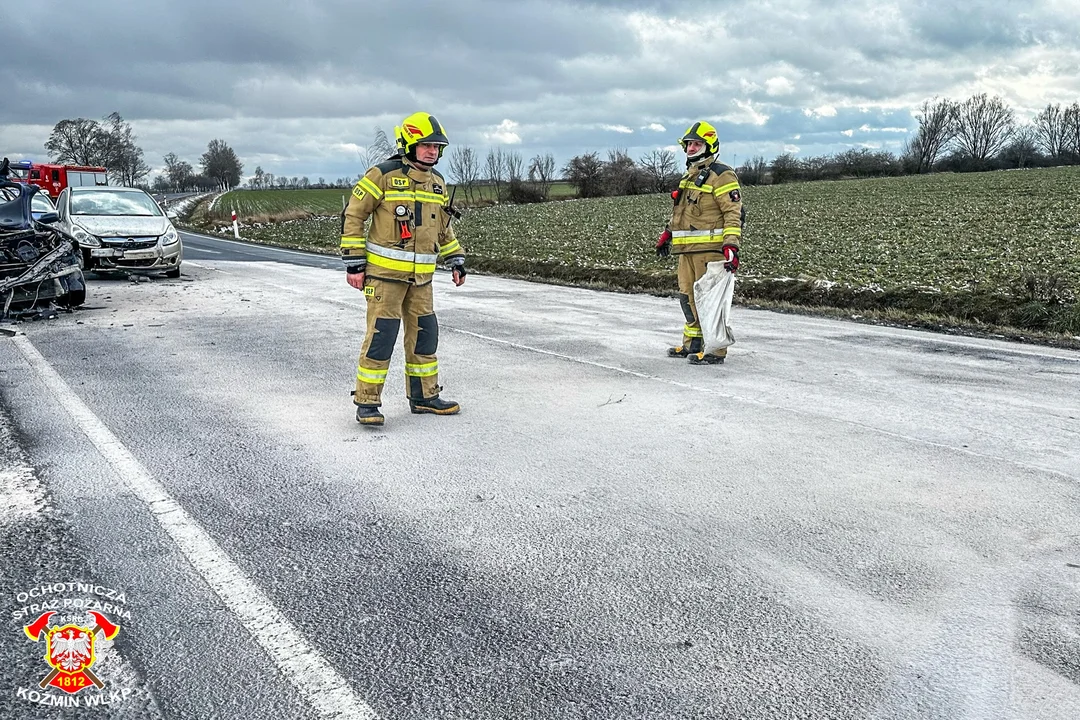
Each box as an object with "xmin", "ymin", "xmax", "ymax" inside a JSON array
[{"xmin": 44, "ymin": 113, "xmax": 244, "ymax": 192}]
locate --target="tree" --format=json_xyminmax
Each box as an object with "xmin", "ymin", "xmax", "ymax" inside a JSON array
[
  {"xmin": 601, "ymin": 148, "xmax": 647, "ymax": 196},
  {"xmin": 357, "ymin": 127, "xmax": 395, "ymax": 169},
  {"xmin": 563, "ymin": 152, "xmax": 605, "ymax": 198},
  {"xmin": 527, "ymin": 153, "xmax": 556, "ymax": 200},
  {"xmin": 953, "ymin": 93, "xmax": 1015, "ymax": 163},
  {"xmin": 639, "ymin": 149, "xmax": 678, "ymax": 192},
  {"xmin": 770, "ymin": 153, "xmax": 799, "ymax": 184},
  {"xmin": 1034, "ymin": 103, "xmax": 1071, "ymax": 159},
  {"xmin": 201, "ymin": 139, "xmax": 243, "ymax": 190},
  {"xmin": 98, "ymin": 113, "xmax": 150, "ymax": 186},
  {"xmin": 504, "ymin": 151, "xmax": 525, "ymax": 182},
  {"xmin": 163, "ymin": 153, "xmax": 194, "ymax": 190},
  {"xmin": 447, "ymin": 145, "xmax": 481, "ymax": 202},
  {"xmin": 1065, "ymin": 102, "xmax": 1080, "ymax": 161},
  {"xmin": 1002, "ymin": 124, "xmax": 1039, "ymax": 169},
  {"xmin": 251, "ymin": 165, "xmax": 265, "ymax": 189},
  {"xmin": 45, "ymin": 118, "xmax": 104, "ymax": 166},
  {"xmin": 740, "ymin": 156, "xmax": 769, "ymax": 185},
  {"xmin": 485, "ymin": 147, "xmax": 506, "ymax": 201},
  {"xmin": 903, "ymin": 98, "xmax": 958, "ymax": 173}
]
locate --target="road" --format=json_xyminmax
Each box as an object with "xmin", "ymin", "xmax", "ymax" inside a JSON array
[{"xmin": 1, "ymin": 229, "xmax": 1078, "ymax": 719}]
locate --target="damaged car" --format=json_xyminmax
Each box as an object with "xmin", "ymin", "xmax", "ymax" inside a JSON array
[
  {"xmin": 55, "ymin": 186, "xmax": 183, "ymax": 278},
  {"xmin": 0, "ymin": 159, "xmax": 87, "ymax": 318}
]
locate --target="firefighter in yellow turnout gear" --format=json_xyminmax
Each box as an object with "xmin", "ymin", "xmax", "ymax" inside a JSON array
[
  {"xmin": 341, "ymin": 112, "xmax": 466, "ymax": 426},
  {"xmin": 654, "ymin": 121, "xmax": 744, "ymax": 364}
]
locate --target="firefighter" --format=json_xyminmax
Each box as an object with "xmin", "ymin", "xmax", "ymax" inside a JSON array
[
  {"xmin": 340, "ymin": 112, "xmax": 466, "ymax": 426},
  {"xmin": 654, "ymin": 121, "xmax": 743, "ymax": 365}
]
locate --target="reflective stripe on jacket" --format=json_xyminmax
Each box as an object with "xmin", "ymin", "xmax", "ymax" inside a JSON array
[
  {"xmin": 339, "ymin": 157, "xmax": 464, "ymax": 284},
  {"xmin": 669, "ymin": 156, "xmax": 744, "ymax": 256}
]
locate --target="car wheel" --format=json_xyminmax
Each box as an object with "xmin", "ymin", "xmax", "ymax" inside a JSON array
[{"xmin": 165, "ymin": 265, "xmax": 181, "ymax": 278}]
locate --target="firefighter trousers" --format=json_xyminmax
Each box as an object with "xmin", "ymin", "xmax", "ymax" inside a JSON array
[
  {"xmin": 677, "ymin": 251, "xmax": 727, "ymax": 357},
  {"xmin": 354, "ymin": 277, "xmax": 441, "ymax": 407}
]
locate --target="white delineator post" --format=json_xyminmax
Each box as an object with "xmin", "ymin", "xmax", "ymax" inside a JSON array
[{"xmin": 232, "ymin": 208, "xmax": 239, "ymax": 239}]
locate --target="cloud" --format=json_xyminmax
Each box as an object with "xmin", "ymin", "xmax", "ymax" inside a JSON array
[
  {"xmin": 841, "ymin": 129, "xmax": 854, "ymax": 137},
  {"xmin": 805, "ymin": 105, "xmax": 839, "ymax": 118},
  {"xmin": 765, "ymin": 76, "xmax": 796, "ymax": 96},
  {"xmin": 484, "ymin": 119, "xmax": 522, "ymax": 145},
  {"xmin": 4, "ymin": 0, "xmax": 1079, "ymax": 179},
  {"xmin": 601, "ymin": 124, "xmax": 634, "ymax": 134}
]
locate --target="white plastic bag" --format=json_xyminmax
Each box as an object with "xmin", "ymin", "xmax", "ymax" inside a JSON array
[{"xmin": 692, "ymin": 261, "xmax": 736, "ymax": 354}]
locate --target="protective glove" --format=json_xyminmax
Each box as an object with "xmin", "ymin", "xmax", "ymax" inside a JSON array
[
  {"xmin": 346, "ymin": 264, "xmax": 366, "ymax": 290},
  {"xmin": 451, "ymin": 261, "xmax": 467, "ymax": 286},
  {"xmin": 721, "ymin": 244, "xmax": 739, "ymax": 273},
  {"xmin": 655, "ymin": 229, "xmax": 672, "ymax": 258}
]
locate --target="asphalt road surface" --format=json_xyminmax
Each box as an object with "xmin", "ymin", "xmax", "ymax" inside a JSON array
[{"xmin": 1, "ymin": 230, "xmax": 1078, "ymax": 719}]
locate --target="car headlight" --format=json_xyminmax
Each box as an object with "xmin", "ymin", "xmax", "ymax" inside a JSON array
[
  {"xmin": 72, "ymin": 225, "xmax": 100, "ymax": 247},
  {"xmin": 161, "ymin": 227, "xmax": 180, "ymax": 246}
]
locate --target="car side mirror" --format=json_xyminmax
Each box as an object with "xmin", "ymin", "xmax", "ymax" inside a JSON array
[
  {"xmin": 166, "ymin": 210, "xmax": 179, "ymax": 220},
  {"xmin": 37, "ymin": 212, "xmax": 60, "ymax": 224}
]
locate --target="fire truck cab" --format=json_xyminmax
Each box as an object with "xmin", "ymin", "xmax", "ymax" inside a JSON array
[{"xmin": 13, "ymin": 162, "xmax": 108, "ymax": 198}]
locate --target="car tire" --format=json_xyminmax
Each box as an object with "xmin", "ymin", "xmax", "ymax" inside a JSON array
[{"xmin": 165, "ymin": 265, "xmax": 181, "ymax": 278}]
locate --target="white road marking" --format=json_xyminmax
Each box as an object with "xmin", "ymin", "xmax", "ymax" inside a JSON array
[
  {"xmin": 9, "ymin": 333, "xmax": 379, "ymax": 720},
  {"xmin": 190, "ymin": 248, "xmax": 222, "ymax": 255}
]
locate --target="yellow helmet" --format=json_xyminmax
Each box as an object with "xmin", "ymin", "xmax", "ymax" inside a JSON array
[
  {"xmin": 394, "ymin": 112, "xmax": 449, "ymax": 163},
  {"xmin": 679, "ymin": 121, "xmax": 720, "ymax": 160}
]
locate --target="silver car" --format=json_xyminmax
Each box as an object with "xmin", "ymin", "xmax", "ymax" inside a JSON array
[{"xmin": 56, "ymin": 186, "xmax": 183, "ymax": 278}]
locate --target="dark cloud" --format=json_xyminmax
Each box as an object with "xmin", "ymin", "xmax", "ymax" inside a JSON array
[{"xmin": 3, "ymin": 0, "xmax": 1077, "ymax": 179}]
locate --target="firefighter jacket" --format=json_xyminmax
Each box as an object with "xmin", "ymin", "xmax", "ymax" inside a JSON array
[
  {"xmin": 340, "ymin": 156, "xmax": 464, "ymax": 285},
  {"xmin": 668, "ymin": 155, "xmax": 744, "ymax": 255}
]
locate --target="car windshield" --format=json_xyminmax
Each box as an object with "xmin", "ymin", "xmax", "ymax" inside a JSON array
[
  {"xmin": 71, "ymin": 191, "xmax": 162, "ymax": 217},
  {"xmin": 31, "ymin": 194, "xmax": 54, "ymax": 213}
]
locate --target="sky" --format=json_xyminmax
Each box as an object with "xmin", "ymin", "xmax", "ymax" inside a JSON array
[{"xmin": 2, "ymin": 0, "xmax": 1079, "ymax": 184}]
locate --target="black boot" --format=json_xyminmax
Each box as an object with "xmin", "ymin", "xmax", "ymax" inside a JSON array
[
  {"xmin": 409, "ymin": 395, "xmax": 461, "ymax": 415},
  {"xmin": 355, "ymin": 405, "xmax": 385, "ymax": 426},
  {"xmin": 688, "ymin": 352, "xmax": 725, "ymax": 365},
  {"xmin": 667, "ymin": 345, "xmax": 690, "ymax": 358}
]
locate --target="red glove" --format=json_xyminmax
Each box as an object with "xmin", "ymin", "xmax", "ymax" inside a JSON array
[
  {"xmin": 655, "ymin": 229, "xmax": 672, "ymax": 258},
  {"xmin": 722, "ymin": 244, "xmax": 739, "ymax": 273}
]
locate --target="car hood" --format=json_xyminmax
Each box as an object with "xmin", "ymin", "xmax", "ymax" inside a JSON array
[{"xmin": 73, "ymin": 216, "xmax": 169, "ymax": 237}]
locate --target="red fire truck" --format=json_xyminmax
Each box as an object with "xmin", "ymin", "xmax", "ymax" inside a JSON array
[{"xmin": 7, "ymin": 161, "xmax": 108, "ymax": 198}]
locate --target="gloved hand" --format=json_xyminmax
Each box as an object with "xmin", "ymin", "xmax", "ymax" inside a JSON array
[
  {"xmin": 346, "ymin": 264, "xmax": 366, "ymax": 290},
  {"xmin": 721, "ymin": 244, "xmax": 739, "ymax": 273},
  {"xmin": 655, "ymin": 229, "xmax": 672, "ymax": 258},
  {"xmin": 451, "ymin": 262, "xmax": 467, "ymax": 286}
]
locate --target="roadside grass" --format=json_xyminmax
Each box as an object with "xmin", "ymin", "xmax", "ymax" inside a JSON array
[{"xmin": 185, "ymin": 166, "xmax": 1080, "ymax": 342}]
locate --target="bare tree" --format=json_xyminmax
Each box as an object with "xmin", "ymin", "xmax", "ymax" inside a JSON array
[
  {"xmin": 1065, "ymin": 102, "xmax": 1080, "ymax": 160},
  {"xmin": 770, "ymin": 153, "xmax": 799, "ymax": 184},
  {"xmin": 639, "ymin": 149, "xmax": 678, "ymax": 192},
  {"xmin": 527, "ymin": 153, "xmax": 556, "ymax": 199},
  {"xmin": 953, "ymin": 93, "xmax": 1015, "ymax": 162},
  {"xmin": 447, "ymin": 145, "xmax": 481, "ymax": 202},
  {"xmin": 1034, "ymin": 103, "xmax": 1070, "ymax": 159},
  {"xmin": 371, "ymin": 127, "xmax": 396, "ymax": 161},
  {"xmin": 563, "ymin": 152, "xmax": 605, "ymax": 198},
  {"xmin": 201, "ymin": 139, "xmax": 244, "ymax": 190},
  {"xmin": 1003, "ymin": 124, "xmax": 1039, "ymax": 168},
  {"xmin": 485, "ymin": 147, "xmax": 506, "ymax": 201},
  {"xmin": 504, "ymin": 150, "xmax": 524, "ymax": 181},
  {"xmin": 903, "ymin": 98, "xmax": 958, "ymax": 173},
  {"xmin": 45, "ymin": 118, "xmax": 104, "ymax": 165}
]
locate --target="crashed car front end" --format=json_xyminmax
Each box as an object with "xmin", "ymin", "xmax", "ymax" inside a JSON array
[
  {"xmin": 78, "ymin": 227, "xmax": 183, "ymax": 273},
  {"xmin": 0, "ymin": 163, "xmax": 86, "ymax": 318}
]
